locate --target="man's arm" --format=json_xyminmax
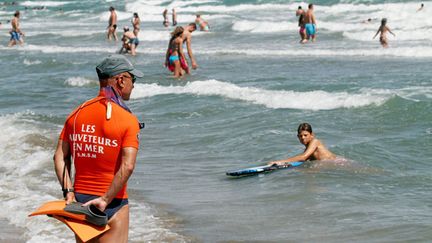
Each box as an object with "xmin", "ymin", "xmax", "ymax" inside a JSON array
[
  {"xmin": 387, "ymin": 27, "xmax": 396, "ymax": 36},
  {"xmin": 53, "ymin": 139, "xmax": 75, "ymax": 203},
  {"xmin": 186, "ymin": 35, "xmax": 198, "ymax": 69},
  {"xmin": 83, "ymin": 147, "xmax": 137, "ymax": 211}
]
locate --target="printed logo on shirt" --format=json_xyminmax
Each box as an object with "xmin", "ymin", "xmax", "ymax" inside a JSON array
[{"xmin": 69, "ymin": 124, "xmax": 119, "ymax": 158}]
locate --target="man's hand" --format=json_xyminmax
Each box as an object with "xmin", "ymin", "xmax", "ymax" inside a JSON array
[{"xmin": 83, "ymin": 197, "xmax": 109, "ymax": 212}]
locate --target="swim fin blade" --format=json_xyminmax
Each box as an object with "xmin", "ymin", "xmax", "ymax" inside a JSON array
[{"xmin": 29, "ymin": 200, "xmax": 110, "ymax": 242}]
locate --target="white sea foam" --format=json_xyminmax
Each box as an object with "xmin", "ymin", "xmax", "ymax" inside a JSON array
[
  {"xmin": 232, "ymin": 20, "xmax": 297, "ymax": 33},
  {"xmin": 132, "ymin": 80, "xmax": 390, "ymax": 110},
  {"xmin": 23, "ymin": 59, "xmax": 42, "ymax": 65},
  {"xmin": 198, "ymin": 46, "xmax": 432, "ymax": 58},
  {"xmin": 20, "ymin": 1, "xmax": 72, "ymax": 7},
  {"xmin": 64, "ymin": 77, "xmax": 97, "ymax": 87},
  {"xmin": 25, "ymin": 29, "xmax": 105, "ymax": 37},
  {"xmin": 0, "ymin": 111, "xmax": 186, "ymax": 242},
  {"xmin": 20, "ymin": 44, "xmax": 118, "ymax": 54}
]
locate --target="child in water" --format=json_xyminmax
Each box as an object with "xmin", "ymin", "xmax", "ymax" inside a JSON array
[
  {"xmin": 373, "ymin": 18, "xmax": 395, "ymax": 48},
  {"xmin": 268, "ymin": 123, "xmax": 336, "ymax": 166}
]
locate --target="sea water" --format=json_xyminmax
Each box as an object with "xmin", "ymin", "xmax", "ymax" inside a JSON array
[{"xmin": 0, "ymin": 0, "xmax": 431, "ymax": 242}]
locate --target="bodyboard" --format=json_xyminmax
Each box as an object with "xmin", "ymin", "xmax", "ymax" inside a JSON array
[{"xmin": 226, "ymin": 161, "xmax": 303, "ymax": 177}]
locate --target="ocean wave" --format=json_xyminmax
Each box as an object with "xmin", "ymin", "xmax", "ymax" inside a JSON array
[
  {"xmin": 131, "ymin": 80, "xmax": 390, "ymax": 110},
  {"xmin": 0, "ymin": 111, "xmax": 187, "ymax": 242},
  {"xmin": 232, "ymin": 20, "xmax": 297, "ymax": 33},
  {"xmin": 64, "ymin": 77, "xmax": 97, "ymax": 87},
  {"xmin": 199, "ymin": 47, "xmax": 432, "ymax": 58},
  {"xmin": 16, "ymin": 44, "xmax": 117, "ymax": 54},
  {"xmin": 23, "ymin": 59, "xmax": 42, "ymax": 65},
  {"xmin": 20, "ymin": 1, "xmax": 72, "ymax": 7}
]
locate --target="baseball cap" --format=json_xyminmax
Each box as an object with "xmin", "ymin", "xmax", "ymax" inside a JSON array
[{"xmin": 96, "ymin": 55, "xmax": 144, "ymax": 79}]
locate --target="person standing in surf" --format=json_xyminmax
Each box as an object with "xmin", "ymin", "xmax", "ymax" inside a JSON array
[
  {"xmin": 267, "ymin": 123, "xmax": 336, "ymax": 166},
  {"xmin": 181, "ymin": 23, "xmax": 198, "ymax": 73},
  {"xmin": 53, "ymin": 55, "xmax": 143, "ymax": 242},
  {"xmin": 373, "ymin": 18, "xmax": 395, "ymax": 48},
  {"xmin": 296, "ymin": 6, "xmax": 306, "ymax": 43},
  {"xmin": 303, "ymin": 3, "xmax": 317, "ymax": 43},
  {"xmin": 8, "ymin": 10, "xmax": 24, "ymax": 47},
  {"xmin": 172, "ymin": 8, "xmax": 178, "ymax": 26},
  {"xmin": 165, "ymin": 26, "xmax": 186, "ymax": 78},
  {"xmin": 107, "ymin": 6, "xmax": 118, "ymax": 41},
  {"xmin": 163, "ymin": 9, "xmax": 169, "ymax": 27},
  {"xmin": 131, "ymin": 12, "xmax": 140, "ymax": 37}
]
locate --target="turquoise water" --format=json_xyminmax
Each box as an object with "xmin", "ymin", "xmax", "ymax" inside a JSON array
[{"xmin": 0, "ymin": 0, "xmax": 431, "ymax": 242}]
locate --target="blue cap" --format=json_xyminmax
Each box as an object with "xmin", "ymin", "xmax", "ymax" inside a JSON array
[{"xmin": 96, "ymin": 55, "xmax": 143, "ymax": 79}]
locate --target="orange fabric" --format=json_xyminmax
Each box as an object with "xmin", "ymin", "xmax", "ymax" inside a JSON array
[
  {"xmin": 29, "ymin": 200, "xmax": 85, "ymax": 221},
  {"xmin": 53, "ymin": 215, "xmax": 110, "ymax": 242},
  {"xmin": 60, "ymin": 91, "xmax": 140, "ymax": 199},
  {"xmin": 29, "ymin": 200, "xmax": 110, "ymax": 242}
]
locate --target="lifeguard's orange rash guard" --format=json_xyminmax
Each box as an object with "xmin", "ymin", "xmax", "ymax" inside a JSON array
[{"xmin": 60, "ymin": 91, "xmax": 140, "ymax": 199}]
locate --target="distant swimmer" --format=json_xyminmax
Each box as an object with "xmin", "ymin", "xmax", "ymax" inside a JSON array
[
  {"xmin": 195, "ymin": 14, "xmax": 210, "ymax": 31},
  {"xmin": 181, "ymin": 23, "xmax": 198, "ymax": 72},
  {"xmin": 165, "ymin": 26, "xmax": 186, "ymax": 78},
  {"xmin": 107, "ymin": 6, "xmax": 118, "ymax": 41},
  {"xmin": 131, "ymin": 12, "xmax": 140, "ymax": 37},
  {"xmin": 120, "ymin": 26, "xmax": 139, "ymax": 56},
  {"xmin": 172, "ymin": 8, "xmax": 177, "ymax": 26},
  {"xmin": 362, "ymin": 18, "xmax": 372, "ymax": 24},
  {"xmin": 267, "ymin": 123, "xmax": 336, "ymax": 166},
  {"xmin": 296, "ymin": 6, "xmax": 306, "ymax": 43},
  {"xmin": 8, "ymin": 10, "xmax": 24, "ymax": 47},
  {"xmin": 303, "ymin": 3, "xmax": 317, "ymax": 43},
  {"xmin": 417, "ymin": 3, "xmax": 424, "ymax": 12},
  {"xmin": 373, "ymin": 18, "xmax": 395, "ymax": 48},
  {"xmin": 163, "ymin": 9, "xmax": 169, "ymax": 27}
]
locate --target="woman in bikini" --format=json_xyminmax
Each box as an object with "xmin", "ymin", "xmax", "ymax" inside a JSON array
[
  {"xmin": 165, "ymin": 26, "xmax": 186, "ymax": 78},
  {"xmin": 131, "ymin": 12, "xmax": 140, "ymax": 37}
]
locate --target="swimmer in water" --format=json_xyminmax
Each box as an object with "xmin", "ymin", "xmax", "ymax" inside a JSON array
[
  {"xmin": 373, "ymin": 18, "xmax": 395, "ymax": 48},
  {"xmin": 195, "ymin": 14, "xmax": 209, "ymax": 31},
  {"xmin": 267, "ymin": 123, "xmax": 336, "ymax": 166},
  {"xmin": 417, "ymin": 3, "xmax": 424, "ymax": 12}
]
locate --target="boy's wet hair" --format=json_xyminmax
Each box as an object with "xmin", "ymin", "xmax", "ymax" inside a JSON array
[
  {"xmin": 381, "ymin": 18, "xmax": 387, "ymax": 25},
  {"xmin": 109, "ymin": 6, "xmax": 115, "ymax": 11},
  {"xmin": 298, "ymin": 123, "xmax": 313, "ymax": 134}
]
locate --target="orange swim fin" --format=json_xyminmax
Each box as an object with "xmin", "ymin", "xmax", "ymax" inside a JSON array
[
  {"xmin": 53, "ymin": 215, "xmax": 110, "ymax": 242},
  {"xmin": 29, "ymin": 200, "xmax": 110, "ymax": 242}
]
